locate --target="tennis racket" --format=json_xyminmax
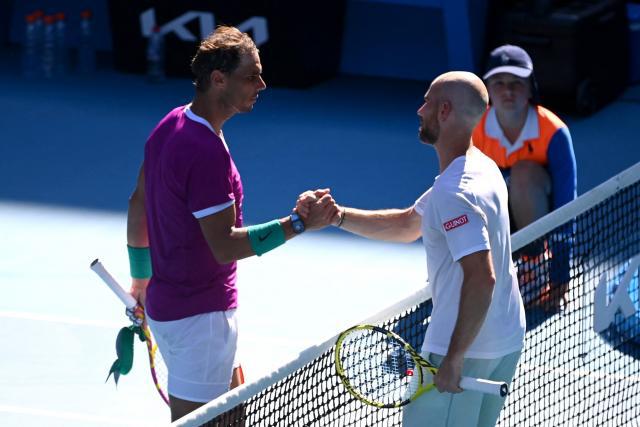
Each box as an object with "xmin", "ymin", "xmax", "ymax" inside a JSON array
[
  {"xmin": 335, "ymin": 324, "xmax": 509, "ymax": 408},
  {"xmin": 90, "ymin": 259, "xmax": 169, "ymax": 406}
]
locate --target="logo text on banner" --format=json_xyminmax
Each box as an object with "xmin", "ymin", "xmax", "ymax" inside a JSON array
[
  {"xmin": 593, "ymin": 254, "xmax": 640, "ymax": 333},
  {"xmin": 140, "ymin": 9, "xmax": 268, "ymax": 46}
]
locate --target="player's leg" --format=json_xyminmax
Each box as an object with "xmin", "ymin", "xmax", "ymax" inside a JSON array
[
  {"xmin": 230, "ymin": 365, "xmax": 245, "ymax": 388},
  {"xmin": 148, "ymin": 310, "xmax": 238, "ymax": 422},
  {"xmin": 477, "ymin": 350, "xmax": 521, "ymax": 427},
  {"xmin": 170, "ymin": 396, "xmax": 206, "ymax": 421},
  {"xmin": 226, "ymin": 362, "xmax": 246, "ymax": 426},
  {"xmin": 148, "ymin": 319, "xmax": 206, "ymax": 420},
  {"xmin": 508, "ymin": 160, "xmax": 551, "ymax": 230},
  {"xmin": 402, "ymin": 352, "xmax": 485, "ymax": 427}
]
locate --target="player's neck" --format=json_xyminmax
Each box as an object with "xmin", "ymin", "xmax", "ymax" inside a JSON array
[
  {"xmin": 435, "ymin": 133, "xmax": 473, "ymax": 173},
  {"xmin": 190, "ymin": 92, "xmax": 232, "ymax": 135}
]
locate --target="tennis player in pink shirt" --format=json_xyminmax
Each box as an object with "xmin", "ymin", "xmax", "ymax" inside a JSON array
[{"xmin": 126, "ymin": 26, "xmax": 339, "ymax": 421}]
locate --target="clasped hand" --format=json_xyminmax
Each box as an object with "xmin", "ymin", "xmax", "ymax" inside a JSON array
[{"xmin": 294, "ymin": 188, "xmax": 341, "ymax": 230}]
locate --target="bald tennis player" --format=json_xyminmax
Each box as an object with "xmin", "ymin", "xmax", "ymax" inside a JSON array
[{"xmin": 298, "ymin": 71, "xmax": 526, "ymax": 426}]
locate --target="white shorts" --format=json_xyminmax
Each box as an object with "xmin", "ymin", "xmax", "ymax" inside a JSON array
[
  {"xmin": 147, "ymin": 310, "xmax": 239, "ymax": 403},
  {"xmin": 402, "ymin": 350, "xmax": 521, "ymax": 427}
]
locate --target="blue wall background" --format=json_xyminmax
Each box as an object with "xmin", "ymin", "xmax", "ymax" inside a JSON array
[
  {"xmin": 0, "ymin": 59, "xmax": 639, "ymax": 225},
  {"xmin": 1, "ymin": 0, "xmax": 639, "ymax": 224}
]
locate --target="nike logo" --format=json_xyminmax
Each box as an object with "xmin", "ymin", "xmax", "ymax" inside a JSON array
[{"xmin": 258, "ymin": 231, "xmax": 273, "ymax": 242}]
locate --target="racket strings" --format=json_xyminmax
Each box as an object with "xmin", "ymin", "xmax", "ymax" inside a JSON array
[{"xmin": 339, "ymin": 329, "xmax": 416, "ymax": 405}]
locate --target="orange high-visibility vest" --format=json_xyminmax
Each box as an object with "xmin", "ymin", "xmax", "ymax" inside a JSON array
[{"xmin": 472, "ymin": 105, "xmax": 567, "ymax": 169}]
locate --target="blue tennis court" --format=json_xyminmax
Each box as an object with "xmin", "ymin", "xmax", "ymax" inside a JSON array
[
  {"xmin": 1, "ymin": 48, "xmax": 639, "ymax": 425},
  {"xmin": 0, "ymin": 201, "xmax": 426, "ymax": 426}
]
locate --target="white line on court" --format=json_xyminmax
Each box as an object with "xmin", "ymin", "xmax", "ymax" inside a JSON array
[
  {"xmin": 0, "ymin": 405, "xmax": 142, "ymax": 426},
  {"xmin": 0, "ymin": 311, "xmax": 122, "ymax": 329}
]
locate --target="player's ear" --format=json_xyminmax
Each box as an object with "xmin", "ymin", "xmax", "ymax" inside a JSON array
[
  {"xmin": 439, "ymin": 100, "xmax": 452, "ymax": 122},
  {"xmin": 210, "ymin": 70, "xmax": 226, "ymax": 87}
]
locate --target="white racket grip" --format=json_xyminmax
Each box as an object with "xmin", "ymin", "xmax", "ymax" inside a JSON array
[
  {"xmin": 90, "ymin": 259, "xmax": 138, "ymax": 310},
  {"xmin": 460, "ymin": 377, "xmax": 509, "ymax": 397}
]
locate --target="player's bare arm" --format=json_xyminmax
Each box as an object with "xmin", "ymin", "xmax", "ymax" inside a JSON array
[
  {"xmin": 434, "ymin": 249, "xmax": 495, "ymax": 393},
  {"xmin": 295, "ymin": 190, "xmax": 421, "ymax": 243},
  {"xmin": 336, "ymin": 206, "xmax": 422, "ymax": 243},
  {"xmin": 126, "ymin": 163, "xmax": 150, "ymax": 305},
  {"xmin": 199, "ymin": 195, "xmax": 338, "ymax": 264}
]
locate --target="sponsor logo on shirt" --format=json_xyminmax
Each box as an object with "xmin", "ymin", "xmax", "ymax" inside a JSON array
[{"xmin": 443, "ymin": 214, "xmax": 468, "ymax": 231}]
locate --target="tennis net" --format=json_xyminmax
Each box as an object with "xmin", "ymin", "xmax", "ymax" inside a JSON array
[{"xmin": 175, "ymin": 162, "xmax": 640, "ymax": 426}]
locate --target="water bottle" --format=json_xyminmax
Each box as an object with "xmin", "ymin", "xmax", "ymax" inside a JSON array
[
  {"xmin": 31, "ymin": 10, "xmax": 45, "ymax": 77},
  {"xmin": 32, "ymin": 9, "xmax": 44, "ymax": 48},
  {"xmin": 21, "ymin": 13, "xmax": 38, "ymax": 78},
  {"xmin": 42, "ymin": 15, "xmax": 56, "ymax": 78},
  {"xmin": 77, "ymin": 9, "xmax": 96, "ymax": 73},
  {"xmin": 54, "ymin": 12, "xmax": 69, "ymax": 76},
  {"xmin": 146, "ymin": 26, "xmax": 165, "ymax": 82}
]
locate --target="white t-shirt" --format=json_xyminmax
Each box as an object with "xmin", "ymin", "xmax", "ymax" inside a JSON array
[{"xmin": 414, "ymin": 147, "xmax": 526, "ymax": 359}]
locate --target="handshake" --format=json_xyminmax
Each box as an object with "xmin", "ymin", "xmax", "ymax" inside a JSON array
[{"xmin": 294, "ymin": 188, "xmax": 344, "ymax": 231}]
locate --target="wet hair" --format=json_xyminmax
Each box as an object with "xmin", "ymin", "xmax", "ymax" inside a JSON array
[{"xmin": 190, "ymin": 26, "xmax": 258, "ymax": 92}]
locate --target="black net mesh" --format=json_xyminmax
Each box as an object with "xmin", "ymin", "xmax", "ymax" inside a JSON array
[{"xmin": 183, "ymin": 178, "xmax": 640, "ymax": 426}]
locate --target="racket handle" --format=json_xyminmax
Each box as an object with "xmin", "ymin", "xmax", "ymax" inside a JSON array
[
  {"xmin": 90, "ymin": 259, "xmax": 138, "ymax": 310},
  {"xmin": 460, "ymin": 377, "xmax": 509, "ymax": 397}
]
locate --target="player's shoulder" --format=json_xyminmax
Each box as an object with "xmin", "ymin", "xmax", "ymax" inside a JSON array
[
  {"xmin": 450, "ymin": 148, "xmax": 499, "ymax": 179},
  {"xmin": 432, "ymin": 161, "xmax": 472, "ymax": 200},
  {"xmin": 148, "ymin": 106, "xmax": 178, "ymax": 135},
  {"xmin": 181, "ymin": 133, "xmax": 229, "ymax": 165},
  {"xmin": 158, "ymin": 107, "xmax": 229, "ymax": 161},
  {"xmin": 438, "ymin": 150, "xmax": 502, "ymax": 195},
  {"xmin": 154, "ymin": 105, "xmax": 186, "ymax": 128},
  {"xmin": 179, "ymin": 109, "xmax": 227, "ymax": 150},
  {"xmin": 474, "ymin": 148, "xmax": 503, "ymax": 177}
]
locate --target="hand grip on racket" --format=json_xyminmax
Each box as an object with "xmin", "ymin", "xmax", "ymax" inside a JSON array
[
  {"xmin": 90, "ymin": 259, "xmax": 138, "ymax": 309},
  {"xmin": 335, "ymin": 324, "xmax": 509, "ymax": 409},
  {"xmin": 90, "ymin": 258, "xmax": 170, "ymax": 406},
  {"xmin": 90, "ymin": 259, "xmax": 142, "ymax": 326}
]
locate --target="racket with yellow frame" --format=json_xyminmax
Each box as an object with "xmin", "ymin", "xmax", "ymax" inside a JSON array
[
  {"xmin": 334, "ymin": 324, "xmax": 509, "ymax": 408},
  {"xmin": 90, "ymin": 259, "xmax": 170, "ymax": 405}
]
